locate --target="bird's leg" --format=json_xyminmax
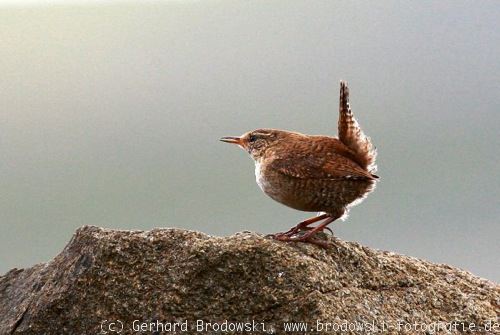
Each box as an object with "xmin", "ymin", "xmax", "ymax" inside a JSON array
[
  {"xmin": 284, "ymin": 213, "xmax": 330, "ymax": 236},
  {"xmin": 272, "ymin": 214, "xmax": 329, "ymax": 239},
  {"xmin": 296, "ymin": 225, "xmax": 335, "ymax": 235},
  {"xmin": 272, "ymin": 215, "xmax": 335, "ymax": 248},
  {"xmin": 279, "ymin": 209, "xmax": 344, "ymax": 248},
  {"xmin": 292, "ymin": 216, "xmax": 337, "ymax": 243}
]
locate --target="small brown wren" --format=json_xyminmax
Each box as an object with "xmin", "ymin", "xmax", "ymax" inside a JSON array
[{"xmin": 221, "ymin": 81, "xmax": 378, "ymax": 247}]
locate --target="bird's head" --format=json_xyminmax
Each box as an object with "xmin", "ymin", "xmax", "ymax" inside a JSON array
[{"xmin": 220, "ymin": 128, "xmax": 286, "ymax": 160}]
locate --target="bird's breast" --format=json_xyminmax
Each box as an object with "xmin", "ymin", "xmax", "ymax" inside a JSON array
[
  {"xmin": 254, "ymin": 160, "xmax": 269, "ymax": 192},
  {"xmin": 254, "ymin": 159, "xmax": 294, "ymax": 205}
]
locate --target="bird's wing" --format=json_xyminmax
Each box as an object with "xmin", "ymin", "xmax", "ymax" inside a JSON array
[
  {"xmin": 270, "ymin": 153, "xmax": 376, "ymax": 181},
  {"xmin": 338, "ymin": 81, "xmax": 377, "ymax": 173}
]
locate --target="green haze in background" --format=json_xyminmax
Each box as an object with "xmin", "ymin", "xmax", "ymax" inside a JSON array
[{"xmin": 1, "ymin": 1, "xmax": 499, "ymax": 281}]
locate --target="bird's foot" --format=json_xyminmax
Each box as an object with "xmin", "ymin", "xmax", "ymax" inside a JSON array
[
  {"xmin": 270, "ymin": 231, "xmax": 330, "ymax": 249},
  {"xmin": 268, "ymin": 214, "xmax": 336, "ymax": 248},
  {"xmin": 266, "ymin": 227, "xmax": 299, "ymax": 239},
  {"xmin": 302, "ymin": 238, "xmax": 330, "ymax": 249},
  {"xmin": 266, "ymin": 231, "xmax": 292, "ymax": 240},
  {"xmin": 269, "ymin": 224, "xmax": 333, "ymax": 240},
  {"xmin": 269, "ymin": 224, "xmax": 334, "ymax": 239},
  {"xmin": 294, "ymin": 225, "xmax": 335, "ymax": 235},
  {"xmin": 271, "ymin": 213, "xmax": 331, "ymax": 238}
]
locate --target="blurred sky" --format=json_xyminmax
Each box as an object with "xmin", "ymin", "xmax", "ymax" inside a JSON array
[{"xmin": 0, "ymin": 1, "xmax": 499, "ymax": 281}]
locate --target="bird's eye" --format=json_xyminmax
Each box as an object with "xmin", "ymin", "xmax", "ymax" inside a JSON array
[{"xmin": 249, "ymin": 134, "xmax": 257, "ymax": 142}]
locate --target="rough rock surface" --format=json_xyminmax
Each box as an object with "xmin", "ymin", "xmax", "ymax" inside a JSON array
[{"xmin": 1, "ymin": 226, "xmax": 499, "ymax": 334}]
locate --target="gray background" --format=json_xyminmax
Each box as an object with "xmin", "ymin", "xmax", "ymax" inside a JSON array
[{"xmin": 1, "ymin": 1, "xmax": 499, "ymax": 281}]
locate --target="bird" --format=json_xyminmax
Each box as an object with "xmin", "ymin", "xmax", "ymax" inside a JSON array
[{"xmin": 220, "ymin": 81, "xmax": 378, "ymax": 247}]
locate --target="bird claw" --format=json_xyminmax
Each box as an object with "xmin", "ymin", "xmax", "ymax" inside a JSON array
[
  {"xmin": 269, "ymin": 224, "xmax": 334, "ymax": 239},
  {"xmin": 293, "ymin": 225, "xmax": 334, "ymax": 236},
  {"xmin": 269, "ymin": 231, "xmax": 331, "ymax": 249},
  {"xmin": 266, "ymin": 228, "xmax": 298, "ymax": 239},
  {"xmin": 303, "ymin": 238, "xmax": 330, "ymax": 249}
]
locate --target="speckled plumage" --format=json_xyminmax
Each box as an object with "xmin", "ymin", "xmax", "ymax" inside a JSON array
[{"xmin": 221, "ymin": 81, "xmax": 378, "ymax": 246}]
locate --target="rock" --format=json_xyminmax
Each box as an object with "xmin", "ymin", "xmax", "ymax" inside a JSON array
[{"xmin": 1, "ymin": 226, "xmax": 498, "ymax": 334}]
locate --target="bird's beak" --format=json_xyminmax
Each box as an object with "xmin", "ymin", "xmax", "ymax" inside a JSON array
[
  {"xmin": 220, "ymin": 136, "xmax": 243, "ymax": 145},
  {"xmin": 220, "ymin": 136, "xmax": 248, "ymax": 150}
]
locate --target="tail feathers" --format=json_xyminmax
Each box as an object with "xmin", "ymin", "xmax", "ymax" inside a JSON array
[{"xmin": 338, "ymin": 81, "xmax": 377, "ymax": 174}]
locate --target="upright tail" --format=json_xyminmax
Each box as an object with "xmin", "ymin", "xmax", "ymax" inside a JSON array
[{"xmin": 338, "ymin": 81, "xmax": 377, "ymax": 174}]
